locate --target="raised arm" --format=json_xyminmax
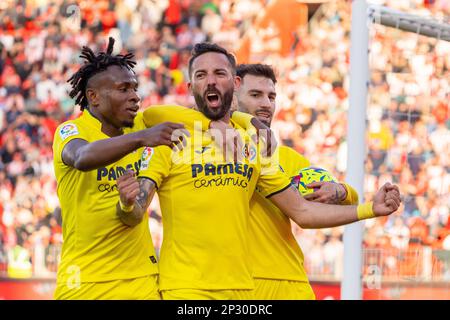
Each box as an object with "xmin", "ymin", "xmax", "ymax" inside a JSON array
[
  {"xmin": 61, "ymin": 122, "xmax": 188, "ymax": 171},
  {"xmin": 143, "ymin": 105, "xmax": 211, "ymax": 130},
  {"xmin": 269, "ymin": 183, "xmax": 401, "ymax": 229},
  {"xmin": 115, "ymin": 170, "xmax": 157, "ymax": 227}
]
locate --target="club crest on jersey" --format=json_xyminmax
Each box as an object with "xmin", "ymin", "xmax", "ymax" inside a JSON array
[
  {"xmin": 242, "ymin": 143, "xmax": 256, "ymax": 161},
  {"xmin": 140, "ymin": 147, "xmax": 154, "ymax": 170},
  {"xmin": 59, "ymin": 123, "xmax": 79, "ymax": 141}
]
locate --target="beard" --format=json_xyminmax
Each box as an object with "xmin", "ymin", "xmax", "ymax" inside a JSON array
[
  {"xmin": 122, "ymin": 120, "xmax": 134, "ymax": 128},
  {"xmin": 259, "ymin": 118, "xmax": 272, "ymax": 127},
  {"xmin": 120, "ymin": 112, "xmax": 135, "ymax": 128},
  {"xmin": 194, "ymin": 86, "xmax": 234, "ymax": 121}
]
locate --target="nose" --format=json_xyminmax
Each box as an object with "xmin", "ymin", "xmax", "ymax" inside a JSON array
[
  {"xmin": 260, "ymin": 95, "xmax": 272, "ymax": 109},
  {"xmin": 130, "ymin": 89, "xmax": 140, "ymax": 103},
  {"xmin": 206, "ymin": 74, "xmax": 217, "ymax": 86}
]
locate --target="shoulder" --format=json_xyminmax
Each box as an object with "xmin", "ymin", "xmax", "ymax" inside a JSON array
[
  {"xmin": 53, "ymin": 118, "xmax": 85, "ymax": 163},
  {"xmin": 279, "ymin": 146, "xmax": 305, "ymax": 161},
  {"xmin": 145, "ymin": 104, "xmax": 186, "ymax": 109},
  {"xmin": 143, "ymin": 104, "xmax": 190, "ymax": 115},
  {"xmin": 142, "ymin": 105, "xmax": 207, "ymax": 128},
  {"xmin": 279, "ymin": 145, "xmax": 310, "ymax": 170},
  {"xmin": 54, "ymin": 118, "xmax": 83, "ymax": 143}
]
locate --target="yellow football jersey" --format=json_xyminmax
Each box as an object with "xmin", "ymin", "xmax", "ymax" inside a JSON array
[
  {"xmin": 142, "ymin": 108, "xmax": 356, "ymax": 285},
  {"xmin": 52, "ymin": 111, "xmax": 158, "ymax": 284},
  {"xmin": 250, "ymin": 146, "xmax": 311, "ymax": 281},
  {"xmin": 250, "ymin": 145, "xmax": 359, "ymax": 281},
  {"xmin": 139, "ymin": 119, "xmax": 291, "ymax": 291}
]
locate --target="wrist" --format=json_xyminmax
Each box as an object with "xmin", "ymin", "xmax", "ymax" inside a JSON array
[
  {"xmin": 357, "ymin": 202, "xmax": 375, "ymax": 220},
  {"xmin": 250, "ymin": 117, "xmax": 268, "ymax": 130},
  {"xmin": 338, "ymin": 183, "xmax": 348, "ymax": 202},
  {"xmin": 119, "ymin": 199, "xmax": 135, "ymax": 212},
  {"xmin": 133, "ymin": 131, "xmax": 145, "ymax": 148}
]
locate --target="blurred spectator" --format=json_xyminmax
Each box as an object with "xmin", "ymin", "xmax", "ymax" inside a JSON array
[
  {"xmin": 0, "ymin": 0, "xmax": 448, "ymax": 282},
  {"xmin": 389, "ymin": 216, "xmax": 411, "ymax": 249},
  {"xmin": 323, "ymin": 228, "xmax": 344, "ymax": 278}
]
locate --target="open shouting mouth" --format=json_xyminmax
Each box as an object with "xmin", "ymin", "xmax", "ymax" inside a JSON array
[{"xmin": 205, "ymin": 90, "xmax": 222, "ymax": 108}]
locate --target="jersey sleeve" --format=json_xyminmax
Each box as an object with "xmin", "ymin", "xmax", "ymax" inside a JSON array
[
  {"xmin": 142, "ymin": 105, "xmax": 210, "ymax": 131},
  {"xmin": 340, "ymin": 182, "xmax": 359, "ymax": 205},
  {"xmin": 256, "ymin": 161, "xmax": 292, "ymax": 198},
  {"xmin": 279, "ymin": 146, "xmax": 311, "ymax": 177},
  {"xmin": 52, "ymin": 121, "xmax": 88, "ymax": 164},
  {"xmin": 231, "ymin": 112, "xmax": 259, "ymax": 141},
  {"xmin": 138, "ymin": 145, "xmax": 172, "ymax": 189},
  {"xmin": 231, "ymin": 111, "xmax": 254, "ymax": 130}
]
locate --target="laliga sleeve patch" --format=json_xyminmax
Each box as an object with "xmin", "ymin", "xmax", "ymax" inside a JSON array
[
  {"xmin": 59, "ymin": 123, "xmax": 79, "ymax": 141},
  {"xmin": 140, "ymin": 147, "xmax": 154, "ymax": 170}
]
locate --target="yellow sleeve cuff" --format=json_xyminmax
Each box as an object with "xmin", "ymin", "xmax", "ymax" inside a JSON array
[
  {"xmin": 119, "ymin": 199, "xmax": 134, "ymax": 213},
  {"xmin": 357, "ymin": 202, "xmax": 375, "ymax": 220},
  {"xmin": 340, "ymin": 182, "xmax": 359, "ymax": 205}
]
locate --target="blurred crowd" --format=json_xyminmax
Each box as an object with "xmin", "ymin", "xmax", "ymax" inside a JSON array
[
  {"xmin": 0, "ymin": 0, "xmax": 448, "ymax": 280},
  {"xmin": 0, "ymin": 0, "xmax": 264, "ymax": 277},
  {"xmin": 272, "ymin": 0, "xmax": 450, "ymax": 279}
]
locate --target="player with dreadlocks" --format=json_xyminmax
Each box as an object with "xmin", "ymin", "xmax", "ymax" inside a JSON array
[{"xmin": 52, "ymin": 37, "xmax": 188, "ymax": 299}]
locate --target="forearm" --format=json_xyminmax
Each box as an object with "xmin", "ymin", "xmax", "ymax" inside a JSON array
[
  {"xmin": 116, "ymin": 178, "xmax": 156, "ymax": 227},
  {"xmin": 143, "ymin": 105, "xmax": 210, "ymax": 130},
  {"xmin": 295, "ymin": 202, "xmax": 359, "ymax": 229},
  {"xmin": 73, "ymin": 133, "xmax": 143, "ymax": 171},
  {"xmin": 270, "ymin": 186, "xmax": 361, "ymax": 229},
  {"xmin": 340, "ymin": 183, "xmax": 359, "ymax": 205}
]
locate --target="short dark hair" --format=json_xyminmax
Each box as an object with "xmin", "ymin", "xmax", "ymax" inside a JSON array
[
  {"xmin": 188, "ymin": 42, "xmax": 237, "ymax": 77},
  {"xmin": 68, "ymin": 37, "xmax": 136, "ymax": 110},
  {"xmin": 236, "ymin": 64, "xmax": 277, "ymax": 84}
]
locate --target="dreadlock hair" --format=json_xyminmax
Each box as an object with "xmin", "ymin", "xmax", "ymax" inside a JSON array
[
  {"xmin": 68, "ymin": 37, "xmax": 136, "ymax": 110},
  {"xmin": 236, "ymin": 64, "xmax": 277, "ymax": 84}
]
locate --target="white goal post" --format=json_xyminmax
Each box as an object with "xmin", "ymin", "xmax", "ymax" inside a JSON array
[{"xmin": 342, "ymin": 0, "xmax": 449, "ymax": 300}]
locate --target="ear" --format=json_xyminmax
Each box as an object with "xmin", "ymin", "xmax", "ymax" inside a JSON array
[
  {"xmin": 234, "ymin": 76, "xmax": 241, "ymax": 91},
  {"xmin": 86, "ymin": 87, "xmax": 99, "ymax": 107},
  {"xmin": 231, "ymin": 94, "xmax": 238, "ymax": 112},
  {"xmin": 187, "ymin": 82, "xmax": 193, "ymax": 96}
]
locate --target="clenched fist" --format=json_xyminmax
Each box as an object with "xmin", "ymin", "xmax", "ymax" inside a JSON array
[
  {"xmin": 373, "ymin": 182, "xmax": 401, "ymax": 217},
  {"xmin": 117, "ymin": 170, "xmax": 139, "ymax": 207}
]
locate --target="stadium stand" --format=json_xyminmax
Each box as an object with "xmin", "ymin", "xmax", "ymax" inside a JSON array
[{"xmin": 0, "ymin": 0, "xmax": 448, "ymax": 289}]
